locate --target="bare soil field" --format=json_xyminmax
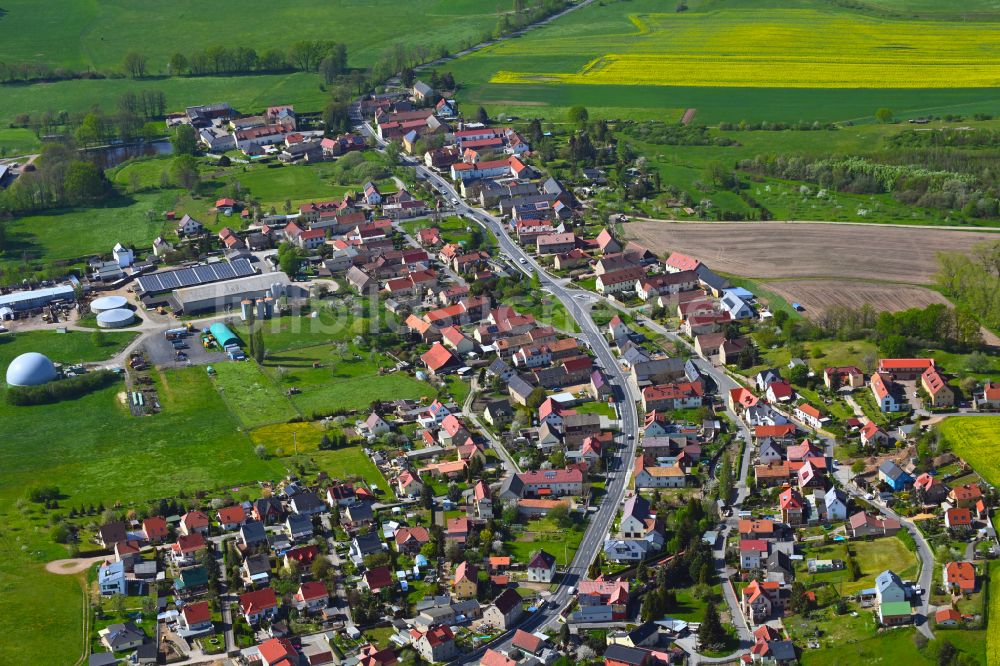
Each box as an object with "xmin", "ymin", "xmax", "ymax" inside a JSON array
[
  {"xmin": 760, "ymin": 279, "xmax": 951, "ymax": 316},
  {"xmin": 625, "ymin": 221, "xmax": 999, "ymax": 284}
]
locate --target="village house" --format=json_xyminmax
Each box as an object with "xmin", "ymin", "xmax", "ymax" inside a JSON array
[
  {"xmin": 526, "ymin": 550, "xmax": 557, "ymax": 583},
  {"xmin": 847, "ymin": 511, "xmax": 901, "ymax": 538},
  {"xmin": 413, "ymin": 625, "xmax": 457, "ymax": 663},
  {"xmin": 239, "ymin": 587, "xmax": 280, "ymax": 624},
  {"xmin": 943, "ymin": 561, "xmax": 977, "ymax": 594},
  {"xmin": 921, "ymin": 366, "xmax": 954, "ymax": 408},
  {"xmin": 596, "ymin": 267, "xmax": 647, "ymax": 296},
  {"xmin": 483, "ymin": 589, "xmax": 524, "ymax": 631},
  {"xmin": 824, "ymin": 366, "xmax": 865, "ymax": 389}
]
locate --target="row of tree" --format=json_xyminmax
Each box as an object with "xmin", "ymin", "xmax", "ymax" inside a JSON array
[
  {"xmin": 12, "ymin": 89, "xmax": 167, "ymax": 141},
  {"xmin": 6, "ymin": 369, "xmax": 118, "ymax": 406},
  {"xmin": 163, "ymin": 40, "xmax": 348, "ymax": 78},
  {"xmin": 936, "ymin": 240, "xmax": 1000, "ymax": 331}
]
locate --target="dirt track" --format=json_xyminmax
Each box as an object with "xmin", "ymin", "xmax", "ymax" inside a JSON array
[{"xmin": 45, "ymin": 555, "xmax": 107, "ymax": 575}]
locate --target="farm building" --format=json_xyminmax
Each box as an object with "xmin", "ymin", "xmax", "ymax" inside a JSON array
[
  {"xmin": 168, "ymin": 273, "xmax": 294, "ymax": 314},
  {"xmin": 0, "ymin": 284, "xmax": 77, "ymax": 312},
  {"xmin": 135, "ymin": 258, "xmax": 257, "ymax": 304}
]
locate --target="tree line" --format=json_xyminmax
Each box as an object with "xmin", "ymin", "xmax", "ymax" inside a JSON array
[
  {"xmin": 166, "ymin": 40, "xmax": 347, "ymax": 78},
  {"xmin": 0, "ymin": 40, "xmax": 347, "ymax": 84},
  {"xmin": 12, "ymin": 89, "xmax": 167, "ymax": 144},
  {"xmin": 738, "ymin": 150, "xmax": 999, "ymax": 219},
  {"xmin": 6, "ymin": 370, "xmax": 119, "ymax": 406},
  {"xmin": 936, "ymin": 240, "xmax": 1000, "ymax": 331},
  {"xmin": 753, "ymin": 301, "xmax": 982, "ymax": 371}
]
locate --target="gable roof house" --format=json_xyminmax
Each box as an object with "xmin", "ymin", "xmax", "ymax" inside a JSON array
[
  {"xmin": 847, "ymin": 511, "xmax": 901, "ymax": 538},
  {"xmin": 526, "ymin": 550, "xmax": 557, "ymax": 583},
  {"xmin": 878, "ymin": 460, "xmax": 913, "ymax": 492},
  {"xmin": 239, "ymin": 587, "xmax": 280, "ymax": 624},
  {"xmin": 943, "ymin": 561, "xmax": 976, "ymax": 594},
  {"xmin": 484, "ymin": 589, "xmax": 524, "ymax": 631},
  {"xmin": 421, "ymin": 342, "xmax": 461, "ymax": 375}
]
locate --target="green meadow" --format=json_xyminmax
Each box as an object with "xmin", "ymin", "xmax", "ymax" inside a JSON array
[{"xmin": 0, "ymin": 0, "xmax": 498, "ymax": 72}]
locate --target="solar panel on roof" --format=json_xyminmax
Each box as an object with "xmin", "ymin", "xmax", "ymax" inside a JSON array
[{"xmin": 137, "ymin": 258, "xmax": 255, "ymax": 294}]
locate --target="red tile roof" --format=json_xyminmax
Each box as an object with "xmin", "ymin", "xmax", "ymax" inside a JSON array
[
  {"xmin": 364, "ymin": 566, "xmax": 394, "ymax": 591},
  {"xmin": 181, "ymin": 510, "xmax": 209, "ymax": 530},
  {"xmin": 182, "ymin": 600, "xmax": 211, "ymax": 625},
  {"xmin": 421, "ymin": 342, "xmax": 458, "ymax": 371},
  {"xmin": 295, "ymin": 580, "xmax": 329, "ymax": 602},
  {"xmin": 944, "ymin": 561, "xmax": 976, "ymax": 591},
  {"xmin": 217, "ymin": 505, "xmax": 246, "ymax": 525},
  {"xmin": 665, "ymin": 252, "xmax": 701, "ymax": 272},
  {"xmin": 172, "ymin": 533, "xmax": 206, "ymax": 553},
  {"xmin": 258, "ymin": 637, "xmax": 298, "ymax": 666},
  {"xmin": 142, "ymin": 516, "xmax": 168, "ymax": 540},
  {"xmin": 239, "ymin": 587, "xmax": 278, "ymax": 614}
]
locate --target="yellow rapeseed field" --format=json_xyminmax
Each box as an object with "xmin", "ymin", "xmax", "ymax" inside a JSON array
[{"xmin": 489, "ymin": 9, "xmax": 1000, "ymax": 88}]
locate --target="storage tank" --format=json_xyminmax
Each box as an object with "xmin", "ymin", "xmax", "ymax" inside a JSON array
[
  {"xmin": 91, "ymin": 295, "xmax": 128, "ymax": 313},
  {"xmin": 270, "ymin": 282, "xmax": 284, "ymax": 298},
  {"xmin": 240, "ymin": 299, "xmax": 253, "ymax": 321},
  {"xmin": 263, "ymin": 296, "xmax": 274, "ymax": 318},
  {"xmin": 96, "ymin": 308, "xmax": 135, "ymax": 328}
]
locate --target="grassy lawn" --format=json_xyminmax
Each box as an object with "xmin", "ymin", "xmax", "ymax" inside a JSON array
[
  {"xmin": 364, "ymin": 626, "xmax": 397, "ymax": 650},
  {"xmin": 0, "ymin": 365, "xmax": 282, "ymax": 505},
  {"xmin": 246, "ymin": 427, "xmax": 397, "ymax": 497},
  {"xmin": 0, "ymin": 191, "xmax": 176, "ymax": 268},
  {"xmin": 0, "ymin": 127, "xmax": 43, "ymax": 156},
  {"xmin": 211, "ymin": 360, "xmax": 300, "ymax": 428},
  {"xmin": 798, "ymin": 626, "xmax": 923, "ymax": 665},
  {"xmin": 503, "ymin": 292, "xmax": 579, "ymax": 334},
  {"xmin": 666, "ymin": 586, "xmax": 723, "ymax": 622},
  {"xmin": 938, "ymin": 417, "xmax": 1000, "ymax": 487},
  {"xmin": 796, "ymin": 537, "xmax": 918, "ymax": 595},
  {"xmin": 505, "ymin": 517, "xmax": 584, "ymax": 567},
  {"xmin": 233, "ymin": 305, "xmax": 392, "ymax": 353},
  {"xmin": 401, "ymin": 216, "xmax": 486, "ymax": 248},
  {"xmin": 0, "ymin": 329, "xmax": 138, "ymax": 368},
  {"xmin": 218, "ymin": 162, "xmax": 356, "ymax": 207},
  {"xmin": 988, "ymin": 559, "xmax": 1000, "ymax": 664},
  {"xmin": 750, "ymin": 338, "xmax": 877, "ymax": 378},
  {"xmin": 257, "ymin": 341, "xmax": 431, "ymax": 416},
  {"xmin": 445, "ymin": 375, "xmax": 471, "ymax": 406},
  {"xmin": 575, "ymin": 400, "xmax": 616, "ymax": 419},
  {"xmin": 785, "ymin": 598, "xmax": 878, "ymax": 652}
]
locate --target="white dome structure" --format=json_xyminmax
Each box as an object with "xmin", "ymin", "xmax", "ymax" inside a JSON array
[{"xmin": 6, "ymin": 352, "xmax": 58, "ymax": 386}]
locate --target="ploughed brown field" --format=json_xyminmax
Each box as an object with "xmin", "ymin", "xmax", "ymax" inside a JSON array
[{"xmin": 625, "ymin": 220, "xmax": 999, "ymax": 316}]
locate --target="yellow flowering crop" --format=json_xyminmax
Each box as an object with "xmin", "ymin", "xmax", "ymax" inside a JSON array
[{"xmin": 488, "ymin": 9, "xmax": 1000, "ymax": 88}]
